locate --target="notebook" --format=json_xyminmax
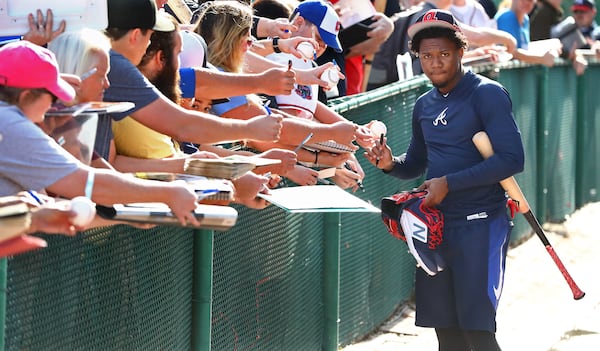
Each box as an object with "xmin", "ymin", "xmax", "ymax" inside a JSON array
[
  {"xmin": 129, "ymin": 173, "xmax": 235, "ymax": 205},
  {"xmin": 0, "ymin": 213, "xmax": 32, "ymax": 243},
  {"xmin": 303, "ymin": 140, "xmax": 356, "ymax": 154},
  {"xmin": 95, "ymin": 203, "xmax": 238, "ymax": 231},
  {"xmin": 184, "ymin": 155, "xmax": 282, "ymax": 179},
  {"xmin": 177, "ymin": 175, "xmax": 235, "ymax": 205},
  {"xmin": 0, "ymin": 196, "xmax": 29, "ymax": 218}
]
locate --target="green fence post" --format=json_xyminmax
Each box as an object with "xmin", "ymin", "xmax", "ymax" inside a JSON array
[
  {"xmin": 191, "ymin": 229, "xmax": 214, "ymax": 351},
  {"xmin": 323, "ymin": 212, "xmax": 341, "ymax": 351},
  {"xmin": 574, "ymin": 73, "xmax": 586, "ymax": 208},
  {"xmin": 0, "ymin": 258, "xmax": 6, "ymax": 351},
  {"xmin": 536, "ymin": 66, "xmax": 549, "ymax": 222}
]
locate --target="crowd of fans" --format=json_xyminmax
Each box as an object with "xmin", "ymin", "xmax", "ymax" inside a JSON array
[{"xmin": 0, "ymin": 0, "xmax": 598, "ymax": 240}]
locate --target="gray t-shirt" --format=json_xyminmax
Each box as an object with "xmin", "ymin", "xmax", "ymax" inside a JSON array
[
  {"xmin": 94, "ymin": 49, "xmax": 161, "ymax": 159},
  {"xmin": 0, "ymin": 104, "xmax": 80, "ymax": 196}
]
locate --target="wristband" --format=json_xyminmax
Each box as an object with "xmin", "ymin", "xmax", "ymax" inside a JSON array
[
  {"xmin": 272, "ymin": 37, "xmax": 282, "ymax": 53},
  {"xmin": 251, "ymin": 16, "xmax": 260, "ymax": 38},
  {"xmin": 0, "ymin": 36, "xmax": 23, "ymax": 47},
  {"xmin": 85, "ymin": 171, "xmax": 95, "ymax": 199}
]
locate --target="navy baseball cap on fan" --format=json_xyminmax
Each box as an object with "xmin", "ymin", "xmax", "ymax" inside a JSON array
[
  {"xmin": 407, "ymin": 9, "xmax": 462, "ymax": 39},
  {"xmin": 571, "ymin": 0, "xmax": 595, "ymax": 11},
  {"xmin": 293, "ymin": 0, "xmax": 343, "ymax": 53},
  {"xmin": 107, "ymin": 0, "xmax": 175, "ymax": 32}
]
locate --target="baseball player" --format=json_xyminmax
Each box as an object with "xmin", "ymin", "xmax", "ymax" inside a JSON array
[{"xmin": 365, "ymin": 9, "xmax": 525, "ymax": 351}]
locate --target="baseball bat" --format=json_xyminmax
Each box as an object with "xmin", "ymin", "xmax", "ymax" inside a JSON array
[{"xmin": 472, "ymin": 131, "xmax": 585, "ymax": 300}]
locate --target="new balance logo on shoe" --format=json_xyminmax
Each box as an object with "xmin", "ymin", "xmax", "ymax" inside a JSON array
[{"xmin": 411, "ymin": 221, "xmax": 427, "ymax": 243}]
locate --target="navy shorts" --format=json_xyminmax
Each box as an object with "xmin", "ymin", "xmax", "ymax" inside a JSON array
[{"xmin": 414, "ymin": 211, "xmax": 512, "ymax": 332}]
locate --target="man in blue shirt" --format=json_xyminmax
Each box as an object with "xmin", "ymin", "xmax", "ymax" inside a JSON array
[
  {"xmin": 495, "ymin": 0, "xmax": 534, "ymax": 49},
  {"xmin": 366, "ymin": 9, "xmax": 525, "ymax": 351}
]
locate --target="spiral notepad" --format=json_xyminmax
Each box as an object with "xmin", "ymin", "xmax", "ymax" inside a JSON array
[{"xmin": 303, "ymin": 141, "xmax": 355, "ymax": 154}]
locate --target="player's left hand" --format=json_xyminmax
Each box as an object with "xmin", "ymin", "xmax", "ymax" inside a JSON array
[{"xmin": 418, "ymin": 176, "xmax": 448, "ymax": 207}]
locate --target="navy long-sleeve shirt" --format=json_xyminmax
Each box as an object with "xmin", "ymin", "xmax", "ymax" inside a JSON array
[{"xmin": 388, "ymin": 70, "xmax": 525, "ymax": 224}]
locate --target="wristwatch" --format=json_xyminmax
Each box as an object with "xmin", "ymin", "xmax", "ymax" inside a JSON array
[{"xmin": 272, "ymin": 37, "xmax": 281, "ymax": 53}]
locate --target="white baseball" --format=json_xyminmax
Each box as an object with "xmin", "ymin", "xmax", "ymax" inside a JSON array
[
  {"xmin": 296, "ymin": 42, "xmax": 315, "ymax": 60},
  {"xmin": 370, "ymin": 120, "xmax": 387, "ymax": 137},
  {"xmin": 70, "ymin": 196, "xmax": 96, "ymax": 227},
  {"xmin": 320, "ymin": 68, "xmax": 340, "ymax": 89}
]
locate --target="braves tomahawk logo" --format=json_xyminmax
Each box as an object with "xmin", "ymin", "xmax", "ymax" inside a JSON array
[{"xmin": 433, "ymin": 107, "xmax": 448, "ymax": 126}]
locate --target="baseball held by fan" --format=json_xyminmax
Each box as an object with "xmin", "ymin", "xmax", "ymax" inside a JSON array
[
  {"xmin": 369, "ymin": 120, "xmax": 387, "ymax": 137},
  {"xmin": 320, "ymin": 67, "xmax": 340, "ymax": 89},
  {"xmin": 296, "ymin": 41, "xmax": 316, "ymax": 61}
]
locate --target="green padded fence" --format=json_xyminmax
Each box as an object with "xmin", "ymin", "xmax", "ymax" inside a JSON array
[
  {"xmin": 541, "ymin": 64, "xmax": 578, "ymax": 222},
  {"xmin": 5, "ymin": 225, "xmax": 195, "ymax": 351},
  {"xmin": 2, "ymin": 61, "xmax": 600, "ymax": 351},
  {"xmin": 494, "ymin": 64, "xmax": 544, "ymax": 241},
  {"xmin": 575, "ymin": 63, "xmax": 600, "ymax": 206},
  {"xmin": 211, "ymin": 205, "xmax": 325, "ymax": 350},
  {"xmin": 329, "ymin": 78, "xmax": 431, "ymax": 344}
]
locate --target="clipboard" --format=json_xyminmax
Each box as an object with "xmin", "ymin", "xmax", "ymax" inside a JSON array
[{"xmin": 96, "ymin": 203, "xmax": 238, "ymax": 231}]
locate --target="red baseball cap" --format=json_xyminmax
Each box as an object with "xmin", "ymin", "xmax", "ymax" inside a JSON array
[{"xmin": 0, "ymin": 41, "xmax": 75, "ymax": 102}]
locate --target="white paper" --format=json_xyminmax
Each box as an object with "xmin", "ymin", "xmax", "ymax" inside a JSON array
[
  {"xmin": 257, "ymin": 185, "xmax": 381, "ymax": 213},
  {"xmin": 335, "ymin": 0, "xmax": 377, "ymax": 28}
]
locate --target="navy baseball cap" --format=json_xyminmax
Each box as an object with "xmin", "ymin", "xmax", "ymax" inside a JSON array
[
  {"xmin": 293, "ymin": 0, "xmax": 342, "ymax": 53},
  {"xmin": 572, "ymin": 0, "xmax": 595, "ymax": 11},
  {"xmin": 407, "ymin": 9, "xmax": 462, "ymax": 39}
]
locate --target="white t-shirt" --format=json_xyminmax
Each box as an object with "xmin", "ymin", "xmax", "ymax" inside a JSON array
[
  {"xmin": 266, "ymin": 52, "xmax": 318, "ymax": 119},
  {"xmin": 451, "ymin": 0, "xmax": 497, "ymax": 29}
]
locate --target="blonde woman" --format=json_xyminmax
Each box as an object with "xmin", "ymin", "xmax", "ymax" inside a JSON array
[
  {"xmin": 48, "ymin": 28, "xmax": 111, "ymax": 104},
  {"xmin": 196, "ymin": 1, "xmax": 369, "ymax": 190}
]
